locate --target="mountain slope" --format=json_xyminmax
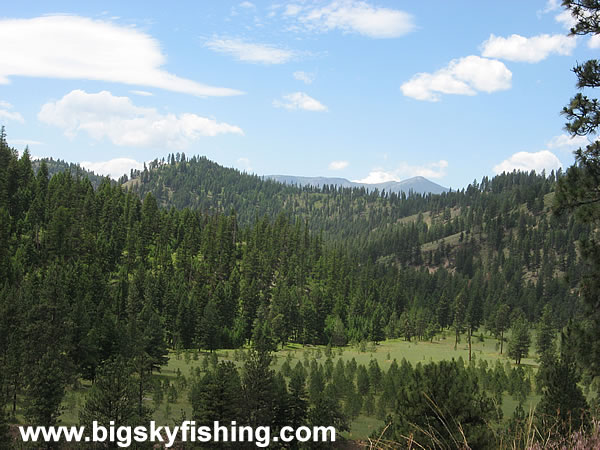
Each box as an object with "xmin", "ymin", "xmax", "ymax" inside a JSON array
[
  {"xmin": 32, "ymin": 157, "xmax": 111, "ymax": 189},
  {"xmin": 265, "ymin": 175, "xmax": 449, "ymax": 195}
]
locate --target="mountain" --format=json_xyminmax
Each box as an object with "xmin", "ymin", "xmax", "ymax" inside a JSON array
[
  {"xmin": 265, "ymin": 175, "xmax": 449, "ymax": 195},
  {"xmin": 32, "ymin": 157, "xmax": 111, "ymax": 189},
  {"xmin": 121, "ymin": 154, "xmax": 462, "ymax": 243}
]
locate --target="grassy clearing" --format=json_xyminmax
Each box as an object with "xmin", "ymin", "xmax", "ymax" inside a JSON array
[{"xmin": 46, "ymin": 332, "xmax": 540, "ymax": 440}]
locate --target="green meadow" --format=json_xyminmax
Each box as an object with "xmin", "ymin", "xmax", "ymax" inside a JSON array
[{"xmin": 48, "ymin": 331, "xmax": 542, "ymax": 440}]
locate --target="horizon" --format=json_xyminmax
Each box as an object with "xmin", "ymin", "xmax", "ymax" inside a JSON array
[{"xmin": 0, "ymin": 1, "xmax": 587, "ymax": 190}]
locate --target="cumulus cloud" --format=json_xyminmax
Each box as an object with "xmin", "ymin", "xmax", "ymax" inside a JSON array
[
  {"xmin": 589, "ymin": 35, "xmax": 600, "ymax": 49},
  {"xmin": 80, "ymin": 158, "xmax": 144, "ymax": 180},
  {"xmin": 481, "ymin": 33, "xmax": 576, "ymax": 63},
  {"xmin": 236, "ymin": 157, "xmax": 253, "ymax": 172},
  {"xmin": 493, "ymin": 150, "xmax": 562, "ymax": 174},
  {"xmin": 354, "ymin": 160, "xmax": 448, "ymax": 183},
  {"xmin": 273, "ymin": 92, "xmax": 328, "ymax": 111},
  {"xmin": 205, "ymin": 38, "xmax": 296, "ymax": 64},
  {"xmin": 555, "ymin": 9, "xmax": 578, "ymax": 30},
  {"xmin": 542, "ymin": 0, "xmax": 561, "ymax": 13},
  {"xmin": 547, "ymin": 134, "xmax": 591, "ymax": 150},
  {"xmin": 130, "ymin": 90, "xmax": 153, "ymax": 97},
  {"xmin": 0, "ymin": 100, "xmax": 24, "ymax": 123},
  {"xmin": 38, "ymin": 90, "xmax": 243, "ymax": 149},
  {"xmin": 401, "ymin": 55, "xmax": 512, "ymax": 102},
  {"xmin": 285, "ymin": 0, "xmax": 415, "ymax": 38},
  {"xmin": 329, "ymin": 160, "xmax": 349, "ymax": 170},
  {"xmin": 0, "ymin": 15, "xmax": 241, "ymax": 97},
  {"xmin": 293, "ymin": 71, "xmax": 316, "ymax": 84},
  {"xmin": 239, "ymin": 1, "xmax": 255, "ymax": 8}
]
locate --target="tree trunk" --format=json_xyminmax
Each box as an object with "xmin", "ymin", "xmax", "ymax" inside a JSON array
[
  {"xmin": 468, "ymin": 327, "xmax": 472, "ymax": 362},
  {"xmin": 454, "ymin": 328, "xmax": 459, "ymax": 350},
  {"xmin": 500, "ymin": 329, "xmax": 504, "ymax": 354}
]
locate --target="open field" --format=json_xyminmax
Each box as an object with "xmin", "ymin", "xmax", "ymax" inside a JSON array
[{"xmin": 46, "ymin": 332, "xmax": 542, "ymax": 440}]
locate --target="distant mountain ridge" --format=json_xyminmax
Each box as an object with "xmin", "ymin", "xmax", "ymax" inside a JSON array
[{"xmin": 265, "ymin": 175, "xmax": 449, "ymax": 195}]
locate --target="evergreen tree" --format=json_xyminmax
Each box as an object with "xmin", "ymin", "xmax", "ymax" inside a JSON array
[
  {"xmin": 287, "ymin": 367, "xmax": 308, "ymax": 430},
  {"xmin": 536, "ymin": 305, "xmax": 556, "ymax": 364},
  {"xmin": 384, "ymin": 360, "xmax": 497, "ymax": 449},
  {"xmin": 555, "ymin": 0, "xmax": 600, "ymax": 381},
  {"xmin": 242, "ymin": 349, "xmax": 278, "ymax": 428},
  {"xmin": 494, "ymin": 304, "xmax": 510, "ymax": 355},
  {"xmin": 536, "ymin": 355, "xmax": 588, "ymax": 437},
  {"xmin": 189, "ymin": 361, "xmax": 242, "ymax": 424},
  {"xmin": 79, "ymin": 357, "xmax": 142, "ymax": 428},
  {"xmin": 508, "ymin": 318, "xmax": 531, "ymax": 365}
]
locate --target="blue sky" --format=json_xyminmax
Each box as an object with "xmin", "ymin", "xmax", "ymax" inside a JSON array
[{"xmin": 0, "ymin": 0, "xmax": 595, "ymax": 189}]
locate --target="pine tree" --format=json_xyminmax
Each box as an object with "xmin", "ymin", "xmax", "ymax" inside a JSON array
[
  {"xmin": 555, "ymin": 0, "xmax": 600, "ymax": 381},
  {"xmin": 242, "ymin": 348, "xmax": 278, "ymax": 428},
  {"xmin": 536, "ymin": 355, "xmax": 588, "ymax": 437},
  {"xmin": 79, "ymin": 357, "xmax": 142, "ymax": 427},
  {"xmin": 23, "ymin": 348, "xmax": 65, "ymax": 427},
  {"xmin": 287, "ymin": 367, "xmax": 308, "ymax": 429},
  {"xmin": 189, "ymin": 361, "xmax": 242, "ymax": 424},
  {"xmin": 508, "ymin": 318, "xmax": 530, "ymax": 365},
  {"xmin": 494, "ymin": 304, "xmax": 510, "ymax": 355},
  {"xmin": 536, "ymin": 305, "xmax": 556, "ymax": 364},
  {"xmin": 452, "ymin": 290, "xmax": 466, "ymax": 350}
]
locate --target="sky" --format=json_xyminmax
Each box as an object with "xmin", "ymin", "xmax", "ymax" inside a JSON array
[{"xmin": 0, "ymin": 0, "xmax": 596, "ymax": 189}]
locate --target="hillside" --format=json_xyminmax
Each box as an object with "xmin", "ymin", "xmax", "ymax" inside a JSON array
[
  {"xmin": 121, "ymin": 154, "xmax": 452, "ymax": 241},
  {"xmin": 265, "ymin": 174, "xmax": 449, "ymax": 195},
  {"xmin": 0, "ymin": 138, "xmax": 593, "ymax": 448},
  {"xmin": 31, "ymin": 157, "xmax": 111, "ymax": 189}
]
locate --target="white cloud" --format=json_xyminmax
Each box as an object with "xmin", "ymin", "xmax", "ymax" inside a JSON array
[
  {"xmin": 298, "ymin": 0, "xmax": 416, "ymax": 38},
  {"xmin": 130, "ymin": 90, "xmax": 153, "ymax": 97},
  {"xmin": 542, "ymin": 0, "xmax": 561, "ymax": 13},
  {"xmin": 354, "ymin": 160, "xmax": 448, "ymax": 183},
  {"xmin": 236, "ymin": 157, "xmax": 253, "ymax": 172},
  {"xmin": 555, "ymin": 9, "xmax": 577, "ymax": 30},
  {"xmin": 80, "ymin": 157, "xmax": 144, "ymax": 180},
  {"xmin": 329, "ymin": 160, "xmax": 349, "ymax": 170},
  {"xmin": 401, "ymin": 55, "xmax": 512, "ymax": 102},
  {"xmin": 9, "ymin": 139, "xmax": 43, "ymax": 148},
  {"xmin": 0, "ymin": 15, "xmax": 241, "ymax": 97},
  {"xmin": 481, "ymin": 33, "xmax": 576, "ymax": 63},
  {"xmin": 293, "ymin": 71, "xmax": 316, "ymax": 84},
  {"xmin": 589, "ymin": 35, "xmax": 600, "ymax": 49},
  {"xmin": 205, "ymin": 38, "xmax": 296, "ymax": 64},
  {"xmin": 239, "ymin": 1, "xmax": 255, "ymax": 8},
  {"xmin": 38, "ymin": 90, "xmax": 243, "ymax": 149},
  {"xmin": 493, "ymin": 150, "xmax": 562, "ymax": 174},
  {"xmin": 0, "ymin": 100, "xmax": 24, "ymax": 123},
  {"xmin": 273, "ymin": 92, "xmax": 328, "ymax": 111},
  {"xmin": 547, "ymin": 134, "xmax": 590, "ymax": 150},
  {"xmin": 284, "ymin": 4, "xmax": 303, "ymax": 16}
]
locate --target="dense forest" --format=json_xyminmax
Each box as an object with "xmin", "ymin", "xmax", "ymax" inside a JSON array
[{"xmin": 1, "ymin": 118, "xmax": 598, "ymax": 447}]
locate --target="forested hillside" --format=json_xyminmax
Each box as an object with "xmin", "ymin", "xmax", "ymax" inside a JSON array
[
  {"xmin": 32, "ymin": 157, "xmax": 110, "ymax": 189},
  {"xmin": 0, "ymin": 132, "xmax": 594, "ymax": 447}
]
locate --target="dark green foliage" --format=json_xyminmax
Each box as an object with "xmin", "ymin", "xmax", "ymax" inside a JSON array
[
  {"xmin": 536, "ymin": 355, "xmax": 588, "ymax": 437},
  {"xmin": 0, "ymin": 126, "xmax": 595, "ymax": 440},
  {"xmin": 383, "ymin": 360, "xmax": 497, "ymax": 449},
  {"xmin": 189, "ymin": 361, "xmax": 242, "ymax": 424},
  {"xmin": 287, "ymin": 367, "xmax": 308, "ymax": 429},
  {"xmin": 79, "ymin": 357, "xmax": 143, "ymax": 427},
  {"xmin": 508, "ymin": 318, "xmax": 531, "ymax": 365},
  {"xmin": 23, "ymin": 348, "xmax": 66, "ymax": 427},
  {"xmin": 308, "ymin": 390, "xmax": 349, "ymax": 434},
  {"xmin": 242, "ymin": 349, "xmax": 278, "ymax": 428},
  {"xmin": 536, "ymin": 304, "xmax": 556, "ymax": 364},
  {"xmin": 555, "ymin": 0, "xmax": 600, "ymax": 382}
]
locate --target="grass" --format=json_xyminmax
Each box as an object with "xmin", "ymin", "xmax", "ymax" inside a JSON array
[{"xmin": 16, "ymin": 332, "xmax": 538, "ymax": 442}]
